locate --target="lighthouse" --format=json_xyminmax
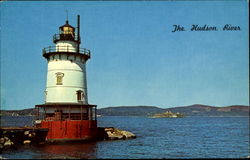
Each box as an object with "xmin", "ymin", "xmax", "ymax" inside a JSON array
[{"xmin": 35, "ymin": 15, "xmax": 97, "ymax": 142}]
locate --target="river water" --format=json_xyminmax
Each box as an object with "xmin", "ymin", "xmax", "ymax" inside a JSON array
[{"xmin": 1, "ymin": 116, "xmax": 249, "ymax": 159}]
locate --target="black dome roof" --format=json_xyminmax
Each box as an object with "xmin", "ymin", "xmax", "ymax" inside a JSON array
[{"xmin": 59, "ymin": 20, "xmax": 75, "ymax": 29}]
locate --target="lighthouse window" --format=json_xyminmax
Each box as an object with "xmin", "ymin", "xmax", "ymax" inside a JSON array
[
  {"xmin": 76, "ymin": 90, "xmax": 83, "ymax": 101},
  {"xmin": 55, "ymin": 72, "xmax": 64, "ymax": 85}
]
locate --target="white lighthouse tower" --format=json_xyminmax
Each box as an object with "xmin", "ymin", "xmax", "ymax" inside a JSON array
[
  {"xmin": 36, "ymin": 15, "xmax": 97, "ymax": 142},
  {"xmin": 44, "ymin": 17, "xmax": 88, "ymax": 104}
]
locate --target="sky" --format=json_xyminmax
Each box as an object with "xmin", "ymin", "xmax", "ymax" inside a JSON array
[{"xmin": 0, "ymin": 1, "xmax": 249, "ymax": 110}]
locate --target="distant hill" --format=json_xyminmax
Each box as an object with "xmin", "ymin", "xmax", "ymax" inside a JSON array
[
  {"xmin": 97, "ymin": 106, "xmax": 165, "ymax": 116},
  {"xmin": 165, "ymin": 104, "xmax": 249, "ymax": 117},
  {"xmin": 98, "ymin": 105, "xmax": 249, "ymax": 117},
  {"xmin": 0, "ymin": 108, "xmax": 36, "ymax": 116},
  {"xmin": 1, "ymin": 104, "xmax": 249, "ymax": 117}
]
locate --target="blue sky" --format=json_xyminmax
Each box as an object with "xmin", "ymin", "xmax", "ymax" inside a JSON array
[{"xmin": 0, "ymin": 1, "xmax": 249, "ymax": 110}]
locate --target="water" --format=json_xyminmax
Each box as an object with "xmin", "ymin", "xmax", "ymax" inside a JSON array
[{"xmin": 1, "ymin": 116, "xmax": 249, "ymax": 159}]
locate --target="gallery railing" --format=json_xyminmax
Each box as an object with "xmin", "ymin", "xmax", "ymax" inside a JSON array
[{"xmin": 42, "ymin": 46, "xmax": 91, "ymax": 58}]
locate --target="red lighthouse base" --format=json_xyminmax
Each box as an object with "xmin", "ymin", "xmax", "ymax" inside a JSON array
[
  {"xmin": 41, "ymin": 120, "xmax": 97, "ymax": 142},
  {"xmin": 35, "ymin": 103, "xmax": 97, "ymax": 142}
]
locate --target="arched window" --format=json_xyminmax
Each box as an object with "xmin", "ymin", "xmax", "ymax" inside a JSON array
[{"xmin": 55, "ymin": 72, "xmax": 64, "ymax": 85}]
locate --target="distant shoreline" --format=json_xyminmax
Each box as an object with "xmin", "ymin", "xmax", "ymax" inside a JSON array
[{"xmin": 1, "ymin": 104, "xmax": 249, "ymax": 117}]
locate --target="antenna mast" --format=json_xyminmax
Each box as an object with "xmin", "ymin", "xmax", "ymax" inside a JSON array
[
  {"xmin": 66, "ymin": 10, "xmax": 68, "ymax": 21},
  {"xmin": 77, "ymin": 15, "xmax": 80, "ymax": 53}
]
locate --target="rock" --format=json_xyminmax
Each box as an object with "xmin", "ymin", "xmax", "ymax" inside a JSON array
[
  {"xmin": 23, "ymin": 140, "xmax": 31, "ymax": 144},
  {"xmin": 0, "ymin": 138, "xmax": 5, "ymax": 144},
  {"xmin": 4, "ymin": 137, "xmax": 9, "ymax": 141},
  {"xmin": 28, "ymin": 132, "xmax": 35, "ymax": 138},
  {"xmin": 106, "ymin": 129, "xmax": 124, "ymax": 140},
  {"xmin": 0, "ymin": 136, "xmax": 16, "ymax": 150},
  {"xmin": 24, "ymin": 131, "xmax": 29, "ymax": 136},
  {"xmin": 104, "ymin": 128, "xmax": 114, "ymax": 132},
  {"xmin": 120, "ymin": 130, "xmax": 136, "ymax": 139},
  {"xmin": 98, "ymin": 127, "xmax": 136, "ymax": 140},
  {"xmin": 4, "ymin": 140, "xmax": 13, "ymax": 147}
]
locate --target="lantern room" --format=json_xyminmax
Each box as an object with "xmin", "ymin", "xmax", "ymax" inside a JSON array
[
  {"xmin": 60, "ymin": 20, "xmax": 75, "ymax": 36},
  {"xmin": 53, "ymin": 20, "xmax": 80, "ymax": 43}
]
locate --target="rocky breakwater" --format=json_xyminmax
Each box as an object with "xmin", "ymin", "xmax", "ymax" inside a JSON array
[
  {"xmin": 0, "ymin": 136, "xmax": 14, "ymax": 151},
  {"xmin": 97, "ymin": 127, "xmax": 136, "ymax": 140},
  {"xmin": 0, "ymin": 127, "xmax": 48, "ymax": 153},
  {"xmin": 0, "ymin": 126, "xmax": 135, "ymax": 152}
]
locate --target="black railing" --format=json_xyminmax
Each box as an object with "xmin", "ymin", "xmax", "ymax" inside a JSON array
[
  {"xmin": 53, "ymin": 34, "xmax": 81, "ymax": 43},
  {"xmin": 43, "ymin": 46, "xmax": 91, "ymax": 58}
]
